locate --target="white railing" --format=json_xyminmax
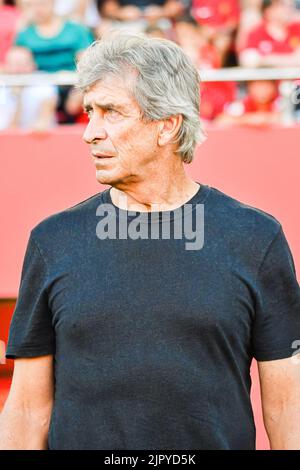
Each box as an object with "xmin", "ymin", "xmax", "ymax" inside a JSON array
[
  {"xmin": 0, "ymin": 67, "xmax": 300, "ymax": 86},
  {"xmin": 201, "ymin": 67, "xmax": 300, "ymax": 82}
]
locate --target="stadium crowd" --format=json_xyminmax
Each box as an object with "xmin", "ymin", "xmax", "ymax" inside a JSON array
[{"xmin": 0, "ymin": 0, "xmax": 300, "ymax": 130}]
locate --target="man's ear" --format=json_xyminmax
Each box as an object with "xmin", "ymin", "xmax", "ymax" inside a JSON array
[{"xmin": 157, "ymin": 114, "xmax": 183, "ymax": 147}]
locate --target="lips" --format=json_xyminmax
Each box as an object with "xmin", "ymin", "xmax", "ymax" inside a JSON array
[{"xmin": 92, "ymin": 153, "xmax": 114, "ymax": 158}]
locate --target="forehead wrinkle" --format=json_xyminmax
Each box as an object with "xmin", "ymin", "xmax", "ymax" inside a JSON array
[
  {"xmin": 83, "ymin": 73, "xmax": 140, "ymax": 112},
  {"xmin": 82, "ymin": 99, "xmax": 132, "ymax": 115},
  {"xmin": 83, "ymin": 92, "xmax": 139, "ymax": 116}
]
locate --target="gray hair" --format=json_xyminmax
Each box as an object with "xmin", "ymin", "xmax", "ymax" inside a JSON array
[{"xmin": 76, "ymin": 32, "xmax": 206, "ymax": 163}]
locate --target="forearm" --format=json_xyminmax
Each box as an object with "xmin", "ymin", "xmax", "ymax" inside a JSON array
[
  {"xmin": 0, "ymin": 402, "xmax": 51, "ymax": 450},
  {"xmin": 264, "ymin": 405, "xmax": 300, "ymax": 449}
]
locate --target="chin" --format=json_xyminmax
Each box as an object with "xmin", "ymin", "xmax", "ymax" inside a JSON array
[{"xmin": 95, "ymin": 170, "xmax": 125, "ymax": 186}]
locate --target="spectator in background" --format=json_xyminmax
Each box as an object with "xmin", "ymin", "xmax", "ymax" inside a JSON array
[
  {"xmin": 175, "ymin": 13, "xmax": 235, "ymax": 68},
  {"xmin": 192, "ymin": 0, "xmax": 240, "ymax": 33},
  {"xmin": 191, "ymin": 0, "xmax": 240, "ymax": 66},
  {"xmin": 15, "ymin": 0, "xmax": 94, "ymax": 123},
  {"xmin": 239, "ymin": 0, "xmax": 300, "ymax": 66},
  {"xmin": 0, "ymin": 0, "xmax": 21, "ymax": 68},
  {"xmin": 16, "ymin": 0, "xmax": 94, "ymax": 72},
  {"xmin": 213, "ymin": 23, "xmax": 238, "ymax": 65},
  {"xmin": 191, "ymin": 0, "xmax": 240, "ymax": 60},
  {"xmin": 53, "ymin": 0, "xmax": 101, "ymax": 30},
  {"xmin": 217, "ymin": 79, "xmax": 282, "ymax": 126},
  {"xmin": 100, "ymin": 0, "xmax": 184, "ymax": 22},
  {"xmin": 96, "ymin": 0, "xmax": 184, "ymax": 35},
  {"xmin": 0, "ymin": 46, "xmax": 58, "ymax": 131},
  {"xmin": 174, "ymin": 13, "xmax": 207, "ymax": 64},
  {"xmin": 174, "ymin": 13, "xmax": 237, "ymax": 121},
  {"xmin": 236, "ymin": 0, "xmax": 263, "ymax": 51},
  {"xmin": 200, "ymin": 78, "xmax": 237, "ymax": 120}
]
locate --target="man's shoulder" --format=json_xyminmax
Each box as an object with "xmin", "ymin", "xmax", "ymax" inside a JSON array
[
  {"xmin": 208, "ymin": 185, "xmax": 282, "ymax": 242},
  {"xmin": 30, "ymin": 189, "xmax": 108, "ymax": 242}
]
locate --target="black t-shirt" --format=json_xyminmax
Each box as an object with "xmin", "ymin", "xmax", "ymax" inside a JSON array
[{"xmin": 6, "ymin": 183, "xmax": 300, "ymax": 450}]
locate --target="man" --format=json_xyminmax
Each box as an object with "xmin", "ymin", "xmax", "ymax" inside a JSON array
[{"xmin": 1, "ymin": 33, "xmax": 300, "ymax": 450}]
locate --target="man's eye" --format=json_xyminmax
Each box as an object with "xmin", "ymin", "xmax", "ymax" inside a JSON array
[{"xmin": 106, "ymin": 108, "xmax": 120, "ymax": 117}]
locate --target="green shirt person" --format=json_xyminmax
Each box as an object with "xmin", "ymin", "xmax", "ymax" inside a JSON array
[{"xmin": 15, "ymin": 20, "xmax": 94, "ymax": 72}]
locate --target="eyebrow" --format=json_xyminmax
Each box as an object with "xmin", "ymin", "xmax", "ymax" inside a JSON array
[{"xmin": 83, "ymin": 101, "xmax": 125, "ymax": 112}]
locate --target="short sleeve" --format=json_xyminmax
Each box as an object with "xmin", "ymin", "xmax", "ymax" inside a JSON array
[
  {"xmin": 5, "ymin": 233, "xmax": 55, "ymax": 359},
  {"xmin": 252, "ymin": 225, "xmax": 300, "ymax": 361}
]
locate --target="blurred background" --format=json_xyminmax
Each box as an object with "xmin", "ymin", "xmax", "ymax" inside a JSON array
[{"xmin": 0, "ymin": 0, "xmax": 300, "ymax": 450}]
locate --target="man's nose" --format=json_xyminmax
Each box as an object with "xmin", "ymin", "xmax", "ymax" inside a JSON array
[{"xmin": 83, "ymin": 117, "xmax": 108, "ymax": 144}]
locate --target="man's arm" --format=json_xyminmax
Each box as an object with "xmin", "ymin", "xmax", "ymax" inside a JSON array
[
  {"xmin": 258, "ymin": 355, "xmax": 300, "ymax": 449},
  {"xmin": 0, "ymin": 355, "xmax": 54, "ymax": 450}
]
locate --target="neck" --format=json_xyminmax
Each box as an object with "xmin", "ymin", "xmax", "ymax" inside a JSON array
[
  {"xmin": 37, "ymin": 15, "xmax": 58, "ymax": 28},
  {"xmin": 110, "ymin": 157, "xmax": 200, "ymax": 212}
]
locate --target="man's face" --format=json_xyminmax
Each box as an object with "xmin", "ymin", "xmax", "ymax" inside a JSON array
[
  {"xmin": 21, "ymin": 0, "xmax": 54, "ymax": 24},
  {"xmin": 82, "ymin": 75, "xmax": 161, "ymax": 186}
]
